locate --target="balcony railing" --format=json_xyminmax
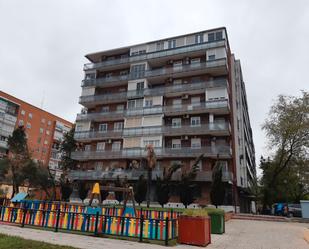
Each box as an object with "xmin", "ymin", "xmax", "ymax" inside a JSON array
[
  {"xmin": 83, "ymin": 39, "xmax": 227, "ymax": 71},
  {"xmin": 74, "ymin": 122, "xmax": 230, "ymax": 141},
  {"xmin": 71, "ymin": 145, "xmax": 232, "ymax": 160},
  {"xmin": 76, "ymin": 100, "xmax": 229, "ymax": 122},
  {"xmin": 80, "ymin": 79, "xmax": 228, "ymax": 106},
  {"xmin": 68, "ymin": 169, "xmax": 233, "ymax": 182},
  {"xmin": 82, "ymin": 58, "xmax": 228, "ymax": 87},
  {"xmin": 163, "ymin": 100, "xmax": 229, "ymax": 115}
]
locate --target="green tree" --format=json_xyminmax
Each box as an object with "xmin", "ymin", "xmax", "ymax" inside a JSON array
[
  {"xmin": 60, "ymin": 127, "xmax": 77, "ymax": 172},
  {"xmin": 179, "ymin": 154, "xmax": 203, "ymax": 208},
  {"xmin": 210, "ymin": 161, "xmax": 226, "ymax": 208},
  {"xmin": 155, "ymin": 163, "xmax": 181, "ymax": 207},
  {"xmin": 261, "ymin": 91, "xmax": 309, "ymax": 209},
  {"xmin": 0, "ymin": 126, "xmax": 32, "ymax": 198},
  {"xmin": 134, "ymin": 175, "xmax": 147, "ymax": 206}
]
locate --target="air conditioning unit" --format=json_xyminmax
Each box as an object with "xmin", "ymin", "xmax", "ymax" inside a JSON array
[
  {"xmin": 107, "ymin": 139, "xmax": 112, "ymax": 144},
  {"xmin": 182, "ymin": 94, "xmax": 189, "ymax": 99},
  {"xmin": 181, "ymin": 135, "xmax": 189, "ymax": 140},
  {"xmin": 168, "ymin": 60, "xmax": 174, "ymax": 65},
  {"xmin": 184, "ymin": 57, "xmax": 190, "ymax": 64}
]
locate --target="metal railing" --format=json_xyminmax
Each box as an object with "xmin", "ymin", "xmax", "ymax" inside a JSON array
[
  {"xmin": 74, "ymin": 122, "xmax": 230, "ymax": 141},
  {"xmin": 71, "ymin": 145, "xmax": 232, "ymax": 160},
  {"xmin": 68, "ymin": 169, "xmax": 233, "ymax": 182},
  {"xmin": 76, "ymin": 100, "xmax": 229, "ymax": 121},
  {"xmin": 82, "ymin": 58, "xmax": 228, "ymax": 87},
  {"xmin": 83, "ymin": 39, "xmax": 227, "ymax": 71},
  {"xmin": 79, "ymin": 79, "xmax": 228, "ymax": 105}
]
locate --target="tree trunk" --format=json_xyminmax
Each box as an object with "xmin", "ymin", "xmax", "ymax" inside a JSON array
[{"xmin": 146, "ymin": 168, "xmax": 152, "ymax": 208}]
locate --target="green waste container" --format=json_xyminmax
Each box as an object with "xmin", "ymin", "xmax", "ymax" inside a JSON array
[{"xmin": 209, "ymin": 213, "xmax": 225, "ymax": 234}]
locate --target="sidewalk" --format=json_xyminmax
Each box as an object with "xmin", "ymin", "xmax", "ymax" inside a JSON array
[{"xmin": 0, "ymin": 219, "xmax": 308, "ymax": 249}]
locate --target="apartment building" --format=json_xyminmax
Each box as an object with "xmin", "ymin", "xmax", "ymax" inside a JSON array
[
  {"xmin": 0, "ymin": 91, "xmax": 73, "ymax": 179},
  {"xmin": 70, "ymin": 27, "xmax": 256, "ymax": 212}
]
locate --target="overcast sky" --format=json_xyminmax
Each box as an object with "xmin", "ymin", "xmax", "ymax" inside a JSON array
[{"xmin": 0, "ymin": 0, "xmax": 308, "ymax": 173}]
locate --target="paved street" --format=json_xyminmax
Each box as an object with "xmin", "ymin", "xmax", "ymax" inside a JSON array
[{"xmin": 0, "ymin": 219, "xmax": 308, "ymax": 249}]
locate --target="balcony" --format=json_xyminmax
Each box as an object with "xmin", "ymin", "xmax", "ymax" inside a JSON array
[
  {"xmin": 122, "ymin": 122, "xmax": 231, "ymax": 137},
  {"xmin": 74, "ymin": 130, "xmax": 123, "ymax": 141},
  {"xmin": 163, "ymin": 100, "xmax": 230, "ymax": 116},
  {"xmin": 82, "ymin": 59, "xmax": 228, "ymax": 88},
  {"xmin": 80, "ymin": 79, "xmax": 228, "ymax": 107},
  {"xmin": 79, "ymin": 92, "xmax": 127, "ymax": 106},
  {"xmin": 71, "ymin": 145, "xmax": 232, "ymax": 161},
  {"xmin": 76, "ymin": 100, "xmax": 229, "ymax": 122},
  {"xmin": 76, "ymin": 110, "xmax": 124, "ymax": 122},
  {"xmin": 68, "ymin": 169, "xmax": 233, "ymax": 182},
  {"xmin": 74, "ymin": 122, "xmax": 230, "ymax": 142},
  {"xmin": 83, "ymin": 39, "xmax": 227, "ymax": 71}
]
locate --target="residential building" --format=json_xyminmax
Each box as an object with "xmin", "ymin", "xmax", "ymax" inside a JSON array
[
  {"xmin": 0, "ymin": 91, "xmax": 73, "ymax": 179},
  {"xmin": 70, "ymin": 27, "xmax": 256, "ymax": 212}
]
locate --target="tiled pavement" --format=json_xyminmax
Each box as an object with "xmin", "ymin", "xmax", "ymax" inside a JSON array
[{"xmin": 0, "ymin": 219, "xmax": 308, "ymax": 248}]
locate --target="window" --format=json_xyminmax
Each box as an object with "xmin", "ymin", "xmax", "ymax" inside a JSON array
[
  {"xmin": 46, "ymin": 130, "xmax": 50, "ymax": 135},
  {"xmin": 18, "ymin": 120, "xmax": 24, "ymax": 126},
  {"xmin": 191, "ymin": 116, "xmax": 201, "ymax": 127},
  {"xmin": 143, "ymin": 139, "xmax": 160, "ymax": 147},
  {"xmin": 85, "ymin": 144, "xmax": 91, "ymax": 151},
  {"xmin": 85, "ymin": 73, "xmax": 95, "ymax": 80},
  {"xmin": 215, "ymin": 31, "xmax": 223, "ymax": 40},
  {"xmin": 191, "ymin": 96, "xmax": 201, "ymax": 106},
  {"xmin": 131, "ymin": 64, "xmax": 146, "ymax": 78},
  {"xmin": 172, "ymin": 99, "xmax": 181, "ymax": 107},
  {"xmin": 195, "ymin": 33, "xmax": 204, "ymax": 44},
  {"xmin": 44, "ymin": 140, "xmax": 48, "ymax": 145},
  {"xmin": 37, "ymin": 137, "xmax": 41, "ymax": 144},
  {"xmin": 26, "ymin": 122, "xmax": 31, "ymax": 129},
  {"xmin": 96, "ymin": 142, "xmax": 105, "ymax": 151},
  {"xmin": 208, "ymin": 54, "xmax": 216, "ymax": 61},
  {"xmin": 156, "ymin": 41, "xmax": 164, "ymax": 51},
  {"xmin": 136, "ymin": 82, "xmax": 144, "ymax": 91},
  {"xmin": 106, "ymin": 72, "xmax": 113, "ymax": 78},
  {"xmin": 47, "ymin": 121, "xmax": 51, "ymax": 126},
  {"xmin": 128, "ymin": 99, "xmax": 143, "ymax": 109},
  {"xmin": 39, "ymin": 128, "xmax": 43, "ymax": 134},
  {"xmin": 76, "ymin": 124, "xmax": 83, "ymax": 131},
  {"xmin": 172, "ymin": 118, "xmax": 181, "ymax": 128},
  {"xmin": 191, "ymin": 138, "xmax": 201, "ymax": 149},
  {"xmin": 168, "ymin": 39, "xmax": 176, "ymax": 49},
  {"xmin": 112, "ymin": 141, "xmax": 121, "ymax": 151},
  {"xmin": 208, "ymin": 31, "xmax": 223, "ymax": 41},
  {"xmin": 208, "ymin": 33, "xmax": 215, "ymax": 42},
  {"xmin": 21, "ymin": 110, "xmax": 25, "ymax": 116},
  {"xmin": 144, "ymin": 99, "xmax": 153, "ymax": 107},
  {"xmin": 41, "ymin": 118, "xmax": 45, "ymax": 123},
  {"xmin": 172, "ymin": 139, "xmax": 181, "ymax": 149},
  {"xmin": 191, "ymin": 58, "xmax": 201, "ymax": 64},
  {"xmin": 114, "ymin": 122, "xmax": 123, "ymax": 131},
  {"xmin": 99, "ymin": 123, "xmax": 108, "ymax": 133},
  {"xmin": 116, "ymin": 105, "xmax": 124, "ymax": 112},
  {"xmin": 120, "ymin": 70, "xmax": 128, "ymax": 76},
  {"xmin": 102, "ymin": 106, "xmax": 109, "ymax": 112},
  {"xmin": 28, "ymin": 113, "xmax": 32, "ymax": 119}
]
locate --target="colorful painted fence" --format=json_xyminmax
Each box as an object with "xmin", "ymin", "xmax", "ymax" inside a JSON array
[
  {"xmin": 20, "ymin": 200, "xmax": 183, "ymax": 220},
  {"xmin": 0, "ymin": 205, "xmax": 177, "ymax": 245}
]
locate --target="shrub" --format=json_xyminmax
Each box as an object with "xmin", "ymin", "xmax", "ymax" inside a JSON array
[{"xmin": 182, "ymin": 209, "xmax": 208, "ymax": 217}]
